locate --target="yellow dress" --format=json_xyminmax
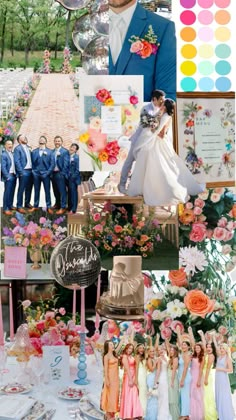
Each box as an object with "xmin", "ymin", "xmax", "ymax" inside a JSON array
[
  {"xmin": 203, "ymin": 355, "xmax": 218, "ymax": 420},
  {"xmin": 100, "ymin": 357, "xmax": 119, "ymax": 413}
]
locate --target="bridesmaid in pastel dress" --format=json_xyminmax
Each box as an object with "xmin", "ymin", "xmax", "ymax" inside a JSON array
[
  {"xmin": 215, "ymin": 343, "xmax": 235, "ymax": 420},
  {"xmin": 145, "ymin": 346, "xmax": 158, "ymax": 420},
  {"xmin": 167, "ymin": 344, "xmax": 180, "ymax": 420},
  {"xmin": 178, "ymin": 341, "xmax": 191, "ymax": 420},
  {"xmin": 100, "ymin": 340, "xmax": 119, "ymax": 420},
  {"xmin": 203, "ymin": 342, "xmax": 218, "ymax": 420},
  {"xmin": 135, "ymin": 344, "xmax": 147, "ymax": 417},
  {"xmin": 190, "ymin": 343, "xmax": 204, "ymax": 420},
  {"xmin": 119, "ymin": 343, "xmax": 143, "ymax": 420}
]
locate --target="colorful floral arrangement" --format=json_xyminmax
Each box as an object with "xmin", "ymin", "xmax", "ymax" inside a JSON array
[
  {"xmin": 2, "ymin": 212, "xmax": 67, "ymax": 262},
  {"xmin": 82, "ymin": 203, "xmax": 163, "ymax": 258},
  {"xmin": 95, "ymin": 87, "xmax": 139, "ymax": 107},
  {"xmin": 0, "ymin": 120, "xmax": 15, "ymax": 145},
  {"xmin": 39, "ymin": 49, "xmax": 51, "ymax": 74},
  {"xmin": 179, "ymin": 187, "xmax": 236, "ymax": 273},
  {"xmin": 62, "ymin": 46, "xmax": 73, "ymax": 74},
  {"xmin": 129, "ymin": 25, "xmax": 160, "ymax": 59},
  {"xmin": 20, "ymin": 296, "xmax": 80, "ymax": 357}
]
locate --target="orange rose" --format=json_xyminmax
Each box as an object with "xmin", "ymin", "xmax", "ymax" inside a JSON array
[
  {"xmin": 230, "ymin": 204, "xmax": 236, "ymax": 218},
  {"xmin": 98, "ymin": 151, "xmax": 108, "ymax": 162},
  {"xmin": 184, "ymin": 289, "xmax": 215, "ymax": 318},
  {"xmin": 168, "ymin": 268, "xmax": 188, "ymax": 287},
  {"xmin": 139, "ymin": 41, "xmax": 153, "ymax": 58},
  {"xmin": 179, "ymin": 209, "xmax": 196, "ymax": 225}
]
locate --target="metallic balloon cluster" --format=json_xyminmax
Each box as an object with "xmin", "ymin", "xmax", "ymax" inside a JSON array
[{"xmin": 56, "ymin": 0, "xmax": 109, "ymax": 75}]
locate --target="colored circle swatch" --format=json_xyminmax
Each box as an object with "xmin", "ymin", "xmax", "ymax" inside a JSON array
[{"xmin": 180, "ymin": 11, "xmax": 196, "ymax": 25}]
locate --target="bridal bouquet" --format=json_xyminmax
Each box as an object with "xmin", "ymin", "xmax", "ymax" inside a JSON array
[{"xmin": 140, "ymin": 108, "xmax": 161, "ymax": 131}]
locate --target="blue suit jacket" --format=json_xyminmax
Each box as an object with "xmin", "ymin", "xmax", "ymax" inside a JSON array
[
  {"xmin": 53, "ymin": 147, "xmax": 70, "ymax": 179},
  {"xmin": 32, "ymin": 148, "xmax": 55, "ymax": 177},
  {"xmin": 109, "ymin": 4, "xmax": 176, "ymax": 101},
  {"xmin": 1, "ymin": 151, "xmax": 12, "ymax": 181},
  {"xmin": 14, "ymin": 144, "xmax": 32, "ymax": 176},
  {"xmin": 69, "ymin": 154, "xmax": 81, "ymax": 185}
]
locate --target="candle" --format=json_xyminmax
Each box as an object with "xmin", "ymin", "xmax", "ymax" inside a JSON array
[
  {"xmin": 80, "ymin": 288, "xmax": 85, "ymax": 333},
  {"xmin": 9, "ymin": 283, "xmax": 14, "ymax": 341},
  {"xmin": 95, "ymin": 274, "xmax": 101, "ymax": 330},
  {"xmin": 0, "ymin": 291, "xmax": 4, "ymax": 346},
  {"xmin": 72, "ymin": 288, "xmax": 76, "ymax": 324}
]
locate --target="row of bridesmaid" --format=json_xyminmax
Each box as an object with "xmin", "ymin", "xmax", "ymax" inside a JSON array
[{"xmin": 100, "ymin": 330, "xmax": 235, "ymax": 420}]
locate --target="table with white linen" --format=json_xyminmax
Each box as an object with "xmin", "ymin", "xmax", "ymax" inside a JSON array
[{"xmin": 2, "ymin": 354, "xmax": 103, "ymax": 419}]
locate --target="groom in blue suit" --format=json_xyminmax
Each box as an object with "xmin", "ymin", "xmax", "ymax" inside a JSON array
[
  {"xmin": 109, "ymin": 0, "xmax": 176, "ymax": 101},
  {"xmin": 31, "ymin": 136, "xmax": 54, "ymax": 213},
  {"xmin": 51, "ymin": 135, "xmax": 70, "ymax": 214}
]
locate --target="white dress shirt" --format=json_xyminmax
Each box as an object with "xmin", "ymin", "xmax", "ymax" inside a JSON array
[
  {"xmin": 22, "ymin": 144, "xmax": 32, "ymax": 169},
  {"xmin": 8, "ymin": 151, "xmax": 15, "ymax": 174},
  {"xmin": 54, "ymin": 147, "xmax": 61, "ymax": 171},
  {"xmin": 109, "ymin": 1, "xmax": 137, "ymax": 64}
]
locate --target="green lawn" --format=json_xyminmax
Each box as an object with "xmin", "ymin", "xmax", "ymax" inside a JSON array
[{"xmin": 0, "ymin": 50, "xmax": 81, "ymax": 71}]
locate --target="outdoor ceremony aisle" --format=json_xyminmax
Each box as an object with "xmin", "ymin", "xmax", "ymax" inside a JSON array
[{"xmin": 19, "ymin": 74, "xmax": 80, "ymax": 149}]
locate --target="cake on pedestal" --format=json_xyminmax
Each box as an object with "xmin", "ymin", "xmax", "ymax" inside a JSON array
[{"xmin": 96, "ymin": 256, "xmax": 144, "ymax": 320}]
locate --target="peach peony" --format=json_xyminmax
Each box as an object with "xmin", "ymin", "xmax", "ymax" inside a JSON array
[
  {"xmin": 179, "ymin": 209, "xmax": 196, "ymax": 225},
  {"xmin": 168, "ymin": 268, "xmax": 188, "ymax": 287},
  {"xmin": 184, "ymin": 289, "xmax": 215, "ymax": 318}
]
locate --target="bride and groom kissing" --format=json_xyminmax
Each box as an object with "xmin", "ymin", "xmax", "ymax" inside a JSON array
[{"xmin": 118, "ymin": 89, "xmax": 205, "ymax": 207}]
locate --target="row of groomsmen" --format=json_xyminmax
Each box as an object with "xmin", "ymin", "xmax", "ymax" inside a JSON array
[{"xmin": 1, "ymin": 135, "xmax": 81, "ymax": 215}]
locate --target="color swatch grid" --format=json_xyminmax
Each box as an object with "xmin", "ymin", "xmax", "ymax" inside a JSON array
[{"xmin": 176, "ymin": 0, "xmax": 234, "ymax": 92}]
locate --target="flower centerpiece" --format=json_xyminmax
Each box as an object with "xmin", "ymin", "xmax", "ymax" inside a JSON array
[
  {"xmin": 145, "ymin": 245, "xmax": 235, "ymax": 342},
  {"xmin": 62, "ymin": 46, "xmax": 73, "ymax": 74},
  {"xmin": 2, "ymin": 212, "xmax": 67, "ymax": 265},
  {"xmin": 20, "ymin": 295, "xmax": 80, "ymax": 357},
  {"xmin": 82, "ymin": 203, "xmax": 163, "ymax": 258}
]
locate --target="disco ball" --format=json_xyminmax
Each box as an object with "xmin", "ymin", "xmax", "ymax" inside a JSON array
[
  {"xmin": 72, "ymin": 14, "xmax": 97, "ymax": 53},
  {"xmin": 56, "ymin": 0, "xmax": 90, "ymax": 10},
  {"xmin": 89, "ymin": 0, "xmax": 108, "ymax": 13},
  {"xmin": 82, "ymin": 35, "xmax": 108, "ymax": 75},
  {"xmin": 50, "ymin": 236, "xmax": 101, "ymax": 289},
  {"xmin": 91, "ymin": 9, "xmax": 109, "ymax": 36}
]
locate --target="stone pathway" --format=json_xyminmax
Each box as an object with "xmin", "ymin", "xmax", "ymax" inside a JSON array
[{"xmin": 19, "ymin": 74, "xmax": 80, "ymax": 149}]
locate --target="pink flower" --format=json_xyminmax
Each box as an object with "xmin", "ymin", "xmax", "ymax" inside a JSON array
[
  {"xmin": 94, "ymin": 224, "xmax": 103, "ymax": 232},
  {"xmin": 218, "ymin": 325, "xmax": 227, "ymax": 335},
  {"xmin": 10, "ymin": 217, "xmax": 18, "ymax": 225},
  {"xmin": 193, "ymin": 206, "xmax": 202, "ymax": 216},
  {"xmin": 151, "ymin": 43, "xmax": 158, "ymax": 54},
  {"xmin": 96, "ymin": 89, "xmax": 111, "ymax": 103},
  {"xmin": 189, "ymin": 223, "xmax": 207, "ymax": 242},
  {"xmin": 194, "ymin": 198, "xmax": 205, "ymax": 208},
  {"xmin": 59, "ymin": 307, "xmax": 66, "ymax": 315},
  {"xmin": 25, "ymin": 221, "xmax": 39, "ymax": 235},
  {"xmin": 39, "ymin": 217, "xmax": 47, "ymax": 224},
  {"xmin": 143, "ymin": 273, "xmax": 152, "ymax": 288},
  {"xmin": 224, "ymin": 230, "xmax": 233, "ymax": 241},
  {"xmin": 210, "ymin": 192, "xmax": 221, "ymax": 203},
  {"xmin": 45, "ymin": 311, "xmax": 55, "ymax": 320},
  {"xmin": 227, "ymin": 221, "xmax": 234, "ymax": 231},
  {"xmin": 171, "ymin": 320, "xmax": 184, "ymax": 333},
  {"xmin": 108, "ymin": 155, "xmax": 118, "ymax": 165},
  {"xmin": 129, "ymin": 95, "xmax": 139, "ymax": 105},
  {"xmin": 213, "ymin": 227, "xmax": 227, "ymax": 241},
  {"xmin": 22, "ymin": 299, "xmax": 31, "ymax": 308},
  {"xmin": 185, "ymin": 202, "xmax": 193, "ymax": 209},
  {"xmin": 93, "ymin": 213, "xmax": 101, "ymax": 222},
  {"xmin": 87, "ymin": 129, "xmax": 107, "ymax": 153},
  {"xmin": 160, "ymin": 327, "xmax": 172, "ymax": 340},
  {"xmin": 214, "ymin": 187, "xmax": 225, "ymax": 195},
  {"xmin": 198, "ymin": 214, "xmax": 207, "ymax": 222},
  {"xmin": 161, "ymin": 317, "xmax": 172, "ymax": 328},
  {"xmin": 124, "ymin": 108, "xmax": 132, "ymax": 116},
  {"xmin": 217, "ymin": 217, "xmax": 227, "ymax": 228},
  {"xmin": 132, "ymin": 321, "xmax": 144, "ymax": 334},
  {"xmin": 130, "ymin": 40, "xmax": 143, "ymax": 53},
  {"xmin": 30, "ymin": 338, "xmax": 43, "ymax": 355},
  {"xmin": 22, "ymin": 238, "xmax": 29, "ymax": 247}
]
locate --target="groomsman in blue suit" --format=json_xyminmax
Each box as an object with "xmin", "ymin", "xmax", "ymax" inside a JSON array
[
  {"xmin": 109, "ymin": 0, "xmax": 176, "ymax": 101},
  {"xmin": 1, "ymin": 140, "xmax": 16, "ymax": 215},
  {"xmin": 51, "ymin": 135, "xmax": 70, "ymax": 214},
  {"xmin": 68, "ymin": 143, "xmax": 81, "ymax": 214},
  {"xmin": 31, "ymin": 136, "xmax": 54, "ymax": 214},
  {"xmin": 14, "ymin": 134, "xmax": 33, "ymax": 213}
]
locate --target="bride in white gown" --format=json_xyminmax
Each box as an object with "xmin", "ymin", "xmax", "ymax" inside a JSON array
[
  {"xmin": 155, "ymin": 347, "xmax": 172, "ymax": 420},
  {"xmin": 127, "ymin": 99, "xmax": 205, "ymax": 206}
]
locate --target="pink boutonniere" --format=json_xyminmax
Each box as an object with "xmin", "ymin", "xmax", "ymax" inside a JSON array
[{"xmin": 129, "ymin": 25, "xmax": 160, "ymax": 59}]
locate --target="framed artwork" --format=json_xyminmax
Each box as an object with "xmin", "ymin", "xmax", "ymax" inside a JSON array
[
  {"xmin": 79, "ymin": 75, "xmax": 143, "ymax": 171},
  {"xmin": 176, "ymin": 92, "xmax": 235, "ymax": 187}
]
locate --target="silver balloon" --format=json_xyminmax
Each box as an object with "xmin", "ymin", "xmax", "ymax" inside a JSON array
[
  {"xmin": 91, "ymin": 9, "xmax": 109, "ymax": 36},
  {"xmin": 72, "ymin": 14, "xmax": 97, "ymax": 52},
  {"xmin": 56, "ymin": 0, "xmax": 90, "ymax": 10},
  {"xmin": 82, "ymin": 35, "xmax": 108, "ymax": 75},
  {"xmin": 89, "ymin": 0, "xmax": 109, "ymax": 14}
]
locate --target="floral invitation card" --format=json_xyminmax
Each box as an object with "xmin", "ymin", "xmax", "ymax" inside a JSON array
[{"xmin": 79, "ymin": 75, "xmax": 143, "ymax": 171}]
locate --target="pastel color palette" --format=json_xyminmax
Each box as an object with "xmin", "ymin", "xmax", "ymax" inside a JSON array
[{"xmin": 178, "ymin": 0, "xmax": 233, "ymax": 91}]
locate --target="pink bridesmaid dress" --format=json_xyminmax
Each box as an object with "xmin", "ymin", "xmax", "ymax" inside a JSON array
[
  {"xmin": 190, "ymin": 357, "xmax": 204, "ymax": 420},
  {"xmin": 119, "ymin": 356, "xmax": 143, "ymax": 419}
]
